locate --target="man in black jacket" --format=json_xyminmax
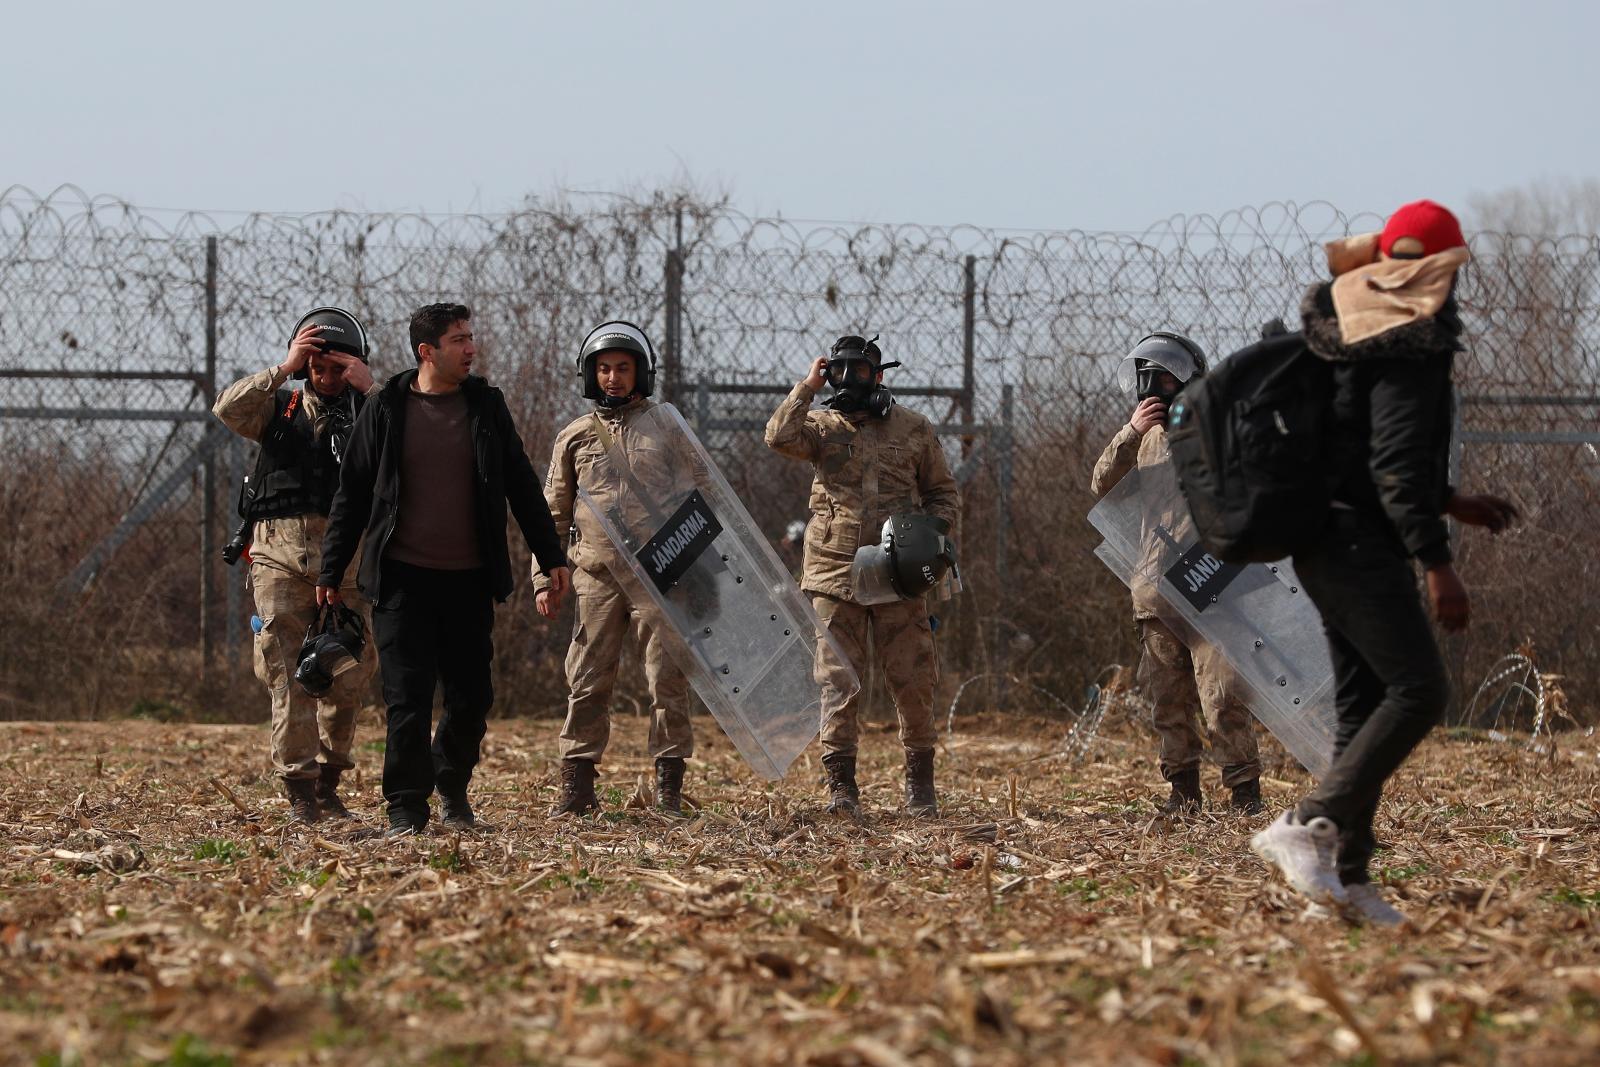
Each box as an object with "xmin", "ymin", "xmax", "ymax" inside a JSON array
[
  {"xmin": 317, "ymin": 303, "xmax": 569, "ymax": 836},
  {"xmin": 1250, "ymin": 201, "xmax": 1518, "ymax": 926}
]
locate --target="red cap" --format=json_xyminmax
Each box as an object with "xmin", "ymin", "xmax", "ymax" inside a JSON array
[{"xmin": 1379, "ymin": 200, "xmax": 1466, "ymax": 258}]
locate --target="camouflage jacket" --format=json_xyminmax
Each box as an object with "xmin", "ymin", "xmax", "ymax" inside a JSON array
[
  {"xmin": 213, "ymin": 365, "xmax": 378, "ymax": 579},
  {"xmin": 764, "ymin": 382, "xmax": 961, "ymax": 601},
  {"xmin": 1091, "ymin": 421, "xmax": 1179, "ymax": 621},
  {"xmin": 533, "ymin": 396, "xmax": 701, "ymax": 593}
]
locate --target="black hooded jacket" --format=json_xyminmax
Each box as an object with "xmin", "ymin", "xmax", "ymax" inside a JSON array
[
  {"xmin": 318, "ymin": 369, "xmax": 566, "ymax": 602},
  {"xmin": 1300, "ymin": 282, "xmax": 1459, "ymax": 567}
]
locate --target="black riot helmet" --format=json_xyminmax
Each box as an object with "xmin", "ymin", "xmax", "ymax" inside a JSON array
[
  {"xmin": 288, "ymin": 307, "xmax": 371, "ymax": 381},
  {"xmin": 850, "ymin": 513, "xmax": 961, "ymax": 605},
  {"xmin": 1118, "ymin": 331, "xmax": 1207, "ymax": 403},
  {"xmin": 293, "ymin": 604, "xmax": 367, "ymax": 698},
  {"xmin": 823, "ymin": 334, "xmax": 901, "ymax": 418},
  {"xmin": 577, "ymin": 320, "xmax": 657, "ymax": 405}
]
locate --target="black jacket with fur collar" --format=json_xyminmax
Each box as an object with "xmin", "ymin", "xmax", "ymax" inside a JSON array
[{"xmin": 1301, "ymin": 282, "xmax": 1458, "ymax": 567}]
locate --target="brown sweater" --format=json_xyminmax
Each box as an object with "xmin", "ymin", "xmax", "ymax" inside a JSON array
[{"xmin": 386, "ymin": 387, "xmax": 483, "ymax": 570}]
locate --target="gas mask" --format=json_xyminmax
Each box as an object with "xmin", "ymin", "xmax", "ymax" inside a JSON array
[
  {"xmin": 318, "ymin": 393, "xmax": 357, "ymax": 466},
  {"xmin": 1117, "ymin": 332, "xmax": 1208, "ymax": 403},
  {"xmin": 293, "ymin": 604, "xmax": 367, "ymax": 697},
  {"xmin": 1135, "ymin": 360, "xmax": 1183, "ymax": 404},
  {"xmin": 822, "ymin": 334, "xmax": 900, "ymax": 418}
]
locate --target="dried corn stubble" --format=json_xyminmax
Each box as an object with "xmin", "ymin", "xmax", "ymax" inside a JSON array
[{"xmin": 0, "ymin": 713, "xmax": 1596, "ymax": 1065}]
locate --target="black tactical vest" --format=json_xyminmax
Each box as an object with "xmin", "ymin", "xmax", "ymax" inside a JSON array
[{"xmin": 244, "ymin": 388, "xmax": 359, "ymax": 520}]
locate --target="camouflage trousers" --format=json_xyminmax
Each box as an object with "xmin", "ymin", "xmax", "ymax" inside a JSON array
[
  {"xmin": 1138, "ymin": 619, "xmax": 1260, "ymax": 787},
  {"xmin": 812, "ymin": 594, "xmax": 938, "ymax": 757},
  {"xmin": 249, "ymin": 519, "xmax": 374, "ymax": 781},
  {"xmin": 559, "ymin": 566, "xmax": 693, "ymax": 762}
]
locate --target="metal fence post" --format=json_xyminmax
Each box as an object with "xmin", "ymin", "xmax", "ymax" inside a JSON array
[
  {"xmin": 661, "ymin": 208, "xmax": 685, "ymax": 403},
  {"xmin": 995, "ymin": 384, "xmax": 1014, "ymax": 707},
  {"xmin": 201, "ymin": 237, "xmax": 219, "ymax": 683},
  {"xmin": 961, "ymin": 255, "xmax": 976, "ymax": 456}
]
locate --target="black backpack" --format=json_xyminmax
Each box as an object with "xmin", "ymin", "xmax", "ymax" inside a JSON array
[{"xmin": 1165, "ymin": 330, "xmax": 1333, "ymax": 563}]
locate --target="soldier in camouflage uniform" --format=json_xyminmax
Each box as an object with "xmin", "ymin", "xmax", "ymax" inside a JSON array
[
  {"xmin": 1090, "ymin": 331, "xmax": 1262, "ymax": 815},
  {"xmin": 537, "ymin": 321, "xmax": 695, "ymax": 817},
  {"xmin": 765, "ymin": 335, "xmax": 961, "ymax": 818},
  {"xmin": 213, "ymin": 308, "xmax": 379, "ymax": 824}
]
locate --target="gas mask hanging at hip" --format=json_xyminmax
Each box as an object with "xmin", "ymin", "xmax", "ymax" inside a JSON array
[{"xmin": 822, "ymin": 334, "xmax": 900, "ymax": 418}]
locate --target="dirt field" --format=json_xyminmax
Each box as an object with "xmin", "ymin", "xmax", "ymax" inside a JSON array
[{"xmin": 2, "ymin": 709, "xmax": 1597, "ymax": 1066}]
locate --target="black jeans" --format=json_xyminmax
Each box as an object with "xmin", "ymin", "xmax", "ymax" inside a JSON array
[
  {"xmin": 372, "ymin": 561, "xmax": 495, "ymax": 825},
  {"xmin": 1291, "ymin": 513, "xmax": 1449, "ymax": 884}
]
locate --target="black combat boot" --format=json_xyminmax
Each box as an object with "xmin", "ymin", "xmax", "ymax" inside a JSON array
[
  {"xmin": 283, "ymin": 777, "xmax": 321, "ymax": 825},
  {"xmin": 315, "ymin": 764, "xmax": 354, "ymax": 819},
  {"xmin": 655, "ymin": 757, "xmax": 687, "ymax": 815},
  {"xmin": 821, "ymin": 753, "xmax": 861, "ymax": 818},
  {"xmin": 1228, "ymin": 775, "xmax": 1265, "ymax": 815},
  {"xmin": 1159, "ymin": 768, "xmax": 1203, "ymax": 816},
  {"xmin": 551, "ymin": 758, "xmax": 599, "ymax": 816},
  {"xmin": 904, "ymin": 748, "xmax": 938, "ymax": 818},
  {"xmin": 440, "ymin": 791, "xmax": 477, "ymax": 830}
]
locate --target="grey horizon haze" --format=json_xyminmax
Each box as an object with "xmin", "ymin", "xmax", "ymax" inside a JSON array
[{"xmin": 4, "ymin": 0, "xmax": 1597, "ymax": 230}]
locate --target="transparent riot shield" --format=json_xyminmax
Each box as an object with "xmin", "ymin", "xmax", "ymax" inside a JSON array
[
  {"xmin": 1088, "ymin": 459, "xmax": 1336, "ymax": 777},
  {"xmin": 577, "ymin": 403, "xmax": 859, "ymax": 779}
]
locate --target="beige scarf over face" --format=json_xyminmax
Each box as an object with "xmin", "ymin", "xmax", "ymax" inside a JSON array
[{"xmin": 1324, "ymin": 232, "xmax": 1470, "ymax": 345}]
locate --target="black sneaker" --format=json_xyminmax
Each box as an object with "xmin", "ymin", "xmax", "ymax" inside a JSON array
[
  {"xmin": 385, "ymin": 807, "xmax": 426, "ymax": 838},
  {"xmin": 440, "ymin": 793, "xmax": 476, "ymax": 830}
]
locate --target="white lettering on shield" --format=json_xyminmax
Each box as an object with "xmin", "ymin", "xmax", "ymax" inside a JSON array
[
  {"xmin": 1183, "ymin": 554, "xmax": 1224, "ymax": 593},
  {"xmin": 650, "ymin": 512, "xmax": 709, "ymax": 575}
]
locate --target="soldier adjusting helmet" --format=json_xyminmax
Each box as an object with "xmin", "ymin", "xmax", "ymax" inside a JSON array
[{"xmin": 288, "ymin": 307, "xmax": 370, "ymax": 381}]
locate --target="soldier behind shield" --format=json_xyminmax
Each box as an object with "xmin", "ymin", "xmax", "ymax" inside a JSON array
[
  {"xmin": 212, "ymin": 307, "xmax": 380, "ymax": 825},
  {"xmin": 765, "ymin": 334, "xmax": 961, "ymax": 818},
  {"xmin": 1090, "ymin": 332, "xmax": 1264, "ymax": 816},
  {"xmin": 536, "ymin": 321, "xmax": 696, "ymax": 817}
]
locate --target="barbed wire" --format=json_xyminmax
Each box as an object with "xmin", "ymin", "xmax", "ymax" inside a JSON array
[{"xmin": 1, "ymin": 186, "xmax": 1595, "ymax": 721}]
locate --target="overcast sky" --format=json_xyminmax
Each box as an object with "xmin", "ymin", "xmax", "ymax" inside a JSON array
[{"xmin": 5, "ymin": 1, "xmax": 1596, "ymax": 231}]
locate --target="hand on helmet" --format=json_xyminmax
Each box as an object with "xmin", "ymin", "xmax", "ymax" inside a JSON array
[
  {"xmin": 281, "ymin": 324, "xmax": 325, "ymax": 378},
  {"xmin": 325, "ymin": 351, "xmax": 375, "ymax": 394}
]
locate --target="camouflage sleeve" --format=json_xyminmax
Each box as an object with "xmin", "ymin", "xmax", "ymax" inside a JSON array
[
  {"xmin": 764, "ymin": 382, "xmax": 823, "ymax": 462},
  {"xmin": 532, "ymin": 424, "xmax": 579, "ymax": 592},
  {"xmin": 1090, "ymin": 423, "xmax": 1142, "ymax": 498},
  {"xmin": 212, "ymin": 365, "xmax": 290, "ymax": 441},
  {"xmin": 917, "ymin": 421, "xmax": 962, "ymax": 528}
]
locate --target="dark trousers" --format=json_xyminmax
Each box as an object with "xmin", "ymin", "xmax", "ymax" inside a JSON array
[
  {"xmin": 372, "ymin": 561, "xmax": 495, "ymax": 825},
  {"xmin": 1291, "ymin": 513, "xmax": 1449, "ymax": 883}
]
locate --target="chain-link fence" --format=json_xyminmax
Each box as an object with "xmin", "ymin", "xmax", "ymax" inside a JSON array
[{"xmin": 2, "ymin": 186, "xmax": 1595, "ymax": 724}]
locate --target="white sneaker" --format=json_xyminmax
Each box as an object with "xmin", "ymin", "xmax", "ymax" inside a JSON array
[
  {"xmin": 1250, "ymin": 809, "xmax": 1349, "ymax": 904},
  {"xmin": 1341, "ymin": 883, "xmax": 1409, "ymax": 928}
]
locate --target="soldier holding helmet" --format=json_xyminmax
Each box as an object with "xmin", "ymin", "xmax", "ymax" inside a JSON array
[{"xmin": 765, "ymin": 335, "xmax": 961, "ymax": 818}]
